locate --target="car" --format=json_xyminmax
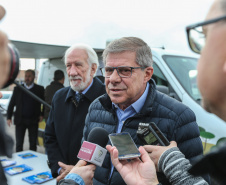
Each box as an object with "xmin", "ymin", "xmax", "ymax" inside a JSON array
[{"xmin": 0, "ymin": 91, "xmax": 13, "ymax": 115}]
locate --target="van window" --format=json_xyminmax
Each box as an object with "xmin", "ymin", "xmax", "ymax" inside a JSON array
[
  {"xmin": 152, "ymin": 63, "xmax": 167, "ymax": 86},
  {"xmin": 162, "ymin": 55, "xmax": 202, "ymax": 102},
  {"xmin": 152, "ymin": 63, "xmax": 181, "ymax": 101}
]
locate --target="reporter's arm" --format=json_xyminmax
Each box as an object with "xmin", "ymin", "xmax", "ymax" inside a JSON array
[
  {"xmin": 144, "ymin": 142, "xmax": 208, "ymax": 185},
  {"xmin": 58, "ymin": 160, "xmax": 95, "ymax": 185}
]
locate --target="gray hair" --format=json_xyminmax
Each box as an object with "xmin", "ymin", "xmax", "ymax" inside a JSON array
[
  {"xmin": 64, "ymin": 43, "xmax": 99, "ymax": 69},
  {"xmin": 102, "ymin": 37, "xmax": 153, "ymax": 67}
]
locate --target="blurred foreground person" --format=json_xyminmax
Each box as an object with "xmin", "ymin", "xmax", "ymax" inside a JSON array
[
  {"xmin": 0, "ymin": 5, "xmax": 14, "ymax": 185},
  {"xmin": 108, "ymin": 0, "xmax": 226, "ymax": 184}
]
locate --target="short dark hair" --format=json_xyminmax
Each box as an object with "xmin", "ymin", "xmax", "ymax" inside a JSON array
[
  {"xmin": 54, "ymin": 70, "xmax": 64, "ymax": 81},
  {"xmin": 25, "ymin": 69, "xmax": 35, "ymax": 77}
]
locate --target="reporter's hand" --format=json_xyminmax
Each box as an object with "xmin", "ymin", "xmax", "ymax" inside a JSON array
[
  {"xmin": 106, "ymin": 145, "xmax": 159, "ymax": 185},
  {"xmin": 56, "ymin": 162, "xmax": 74, "ymax": 182},
  {"xmin": 69, "ymin": 160, "xmax": 96, "ymax": 185},
  {"xmin": 143, "ymin": 141, "xmax": 177, "ymax": 171}
]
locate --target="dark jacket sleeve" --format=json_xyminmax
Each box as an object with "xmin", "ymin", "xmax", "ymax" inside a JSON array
[
  {"xmin": 7, "ymin": 87, "xmax": 17, "ymax": 120},
  {"xmin": 44, "ymin": 95, "xmax": 64, "ymax": 177},
  {"xmin": 173, "ymin": 107, "xmax": 203, "ymax": 162},
  {"xmin": 172, "ymin": 108, "xmax": 210, "ymax": 183}
]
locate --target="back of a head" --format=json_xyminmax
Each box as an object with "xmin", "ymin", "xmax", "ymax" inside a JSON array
[
  {"xmin": 54, "ymin": 70, "xmax": 64, "ymax": 81},
  {"xmin": 102, "ymin": 37, "xmax": 153, "ymax": 67},
  {"xmin": 87, "ymin": 127, "xmax": 109, "ymax": 148}
]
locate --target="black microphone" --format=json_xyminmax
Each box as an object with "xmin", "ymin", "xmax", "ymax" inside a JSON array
[{"xmin": 77, "ymin": 127, "xmax": 109, "ymax": 166}]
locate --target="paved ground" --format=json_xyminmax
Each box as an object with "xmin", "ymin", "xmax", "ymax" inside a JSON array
[{"xmin": 3, "ymin": 115, "xmax": 45, "ymax": 154}]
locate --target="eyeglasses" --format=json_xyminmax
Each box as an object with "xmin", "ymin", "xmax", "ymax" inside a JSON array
[
  {"xmin": 186, "ymin": 15, "xmax": 226, "ymax": 54},
  {"xmin": 101, "ymin": 66, "xmax": 146, "ymax": 78}
]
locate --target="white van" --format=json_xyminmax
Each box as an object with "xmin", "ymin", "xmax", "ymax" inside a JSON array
[
  {"xmin": 37, "ymin": 58, "xmax": 69, "ymax": 88},
  {"xmin": 151, "ymin": 48, "xmax": 226, "ymax": 153},
  {"xmin": 37, "ymin": 48, "xmax": 226, "ymax": 153}
]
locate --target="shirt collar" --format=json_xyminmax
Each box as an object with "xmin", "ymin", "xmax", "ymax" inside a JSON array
[
  {"xmin": 65, "ymin": 79, "xmax": 94, "ymax": 102},
  {"xmin": 24, "ymin": 82, "xmax": 34, "ymax": 89},
  {"xmin": 112, "ymin": 82, "xmax": 150, "ymax": 113}
]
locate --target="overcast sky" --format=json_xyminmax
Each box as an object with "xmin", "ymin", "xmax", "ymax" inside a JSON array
[{"xmin": 1, "ymin": 0, "xmax": 214, "ymax": 54}]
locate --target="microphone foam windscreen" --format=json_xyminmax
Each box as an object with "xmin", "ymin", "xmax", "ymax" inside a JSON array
[{"xmin": 87, "ymin": 127, "xmax": 109, "ymax": 148}]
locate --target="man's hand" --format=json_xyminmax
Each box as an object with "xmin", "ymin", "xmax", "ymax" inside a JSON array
[
  {"xmin": 69, "ymin": 160, "xmax": 96, "ymax": 185},
  {"xmin": 56, "ymin": 162, "xmax": 74, "ymax": 182},
  {"xmin": 7, "ymin": 119, "xmax": 12, "ymax": 127},
  {"xmin": 143, "ymin": 141, "xmax": 177, "ymax": 170},
  {"xmin": 106, "ymin": 145, "xmax": 159, "ymax": 185}
]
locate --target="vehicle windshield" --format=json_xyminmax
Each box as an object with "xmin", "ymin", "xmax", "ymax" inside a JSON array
[{"xmin": 162, "ymin": 55, "xmax": 202, "ymax": 102}]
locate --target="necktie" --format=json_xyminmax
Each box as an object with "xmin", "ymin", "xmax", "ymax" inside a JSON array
[{"xmin": 75, "ymin": 93, "xmax": 82, "ymax": 102}]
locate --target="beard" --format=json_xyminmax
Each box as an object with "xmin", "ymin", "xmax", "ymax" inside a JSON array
[{"xmin": 69, "ymin": 68, "xmax": 91, "ymax": 92}]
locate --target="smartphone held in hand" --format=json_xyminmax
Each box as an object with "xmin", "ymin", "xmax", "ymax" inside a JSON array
[{"xmin": 109, "ymin": 132, "xmax": 141, "ymax": 160}]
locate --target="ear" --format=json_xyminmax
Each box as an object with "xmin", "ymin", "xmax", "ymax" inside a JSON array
[
  {"xmin": 90, "ymin": 63, "xmax": 97, "ymax": 77},
  {"xmin": 144, "ymin": 66, "xmax": 153, "ymax": 83}
]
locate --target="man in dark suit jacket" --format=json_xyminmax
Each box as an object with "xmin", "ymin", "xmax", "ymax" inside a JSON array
[
  {"xmin": 44, "ymin": 44, "xmax": 106, "ymax": 183},
  {"xmin": 7, "ymin": 69, "xmax": 44, "ymax": 152}
]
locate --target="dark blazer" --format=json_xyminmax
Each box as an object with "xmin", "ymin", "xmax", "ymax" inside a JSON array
[
  {"xmin": 7, "ymin": 83, "xmax": 45, "ymax": 125},
  {"xmin": 44, "ymin": 81, "xmax": 64, "ymax": 121},
  {"xmin": 45, "ymin": 77, "xmax": 106, "ymax": 178}
]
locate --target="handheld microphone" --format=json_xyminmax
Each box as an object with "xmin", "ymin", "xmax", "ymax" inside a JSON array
[{"xmin": 77, "ymin": 127, "xmax": 109, "ymax": 167}]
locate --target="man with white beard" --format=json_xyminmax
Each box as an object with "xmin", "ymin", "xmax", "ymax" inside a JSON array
[{"xmin": 45, "ymin": 44, "xmax": 105, "ymax": 182}]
